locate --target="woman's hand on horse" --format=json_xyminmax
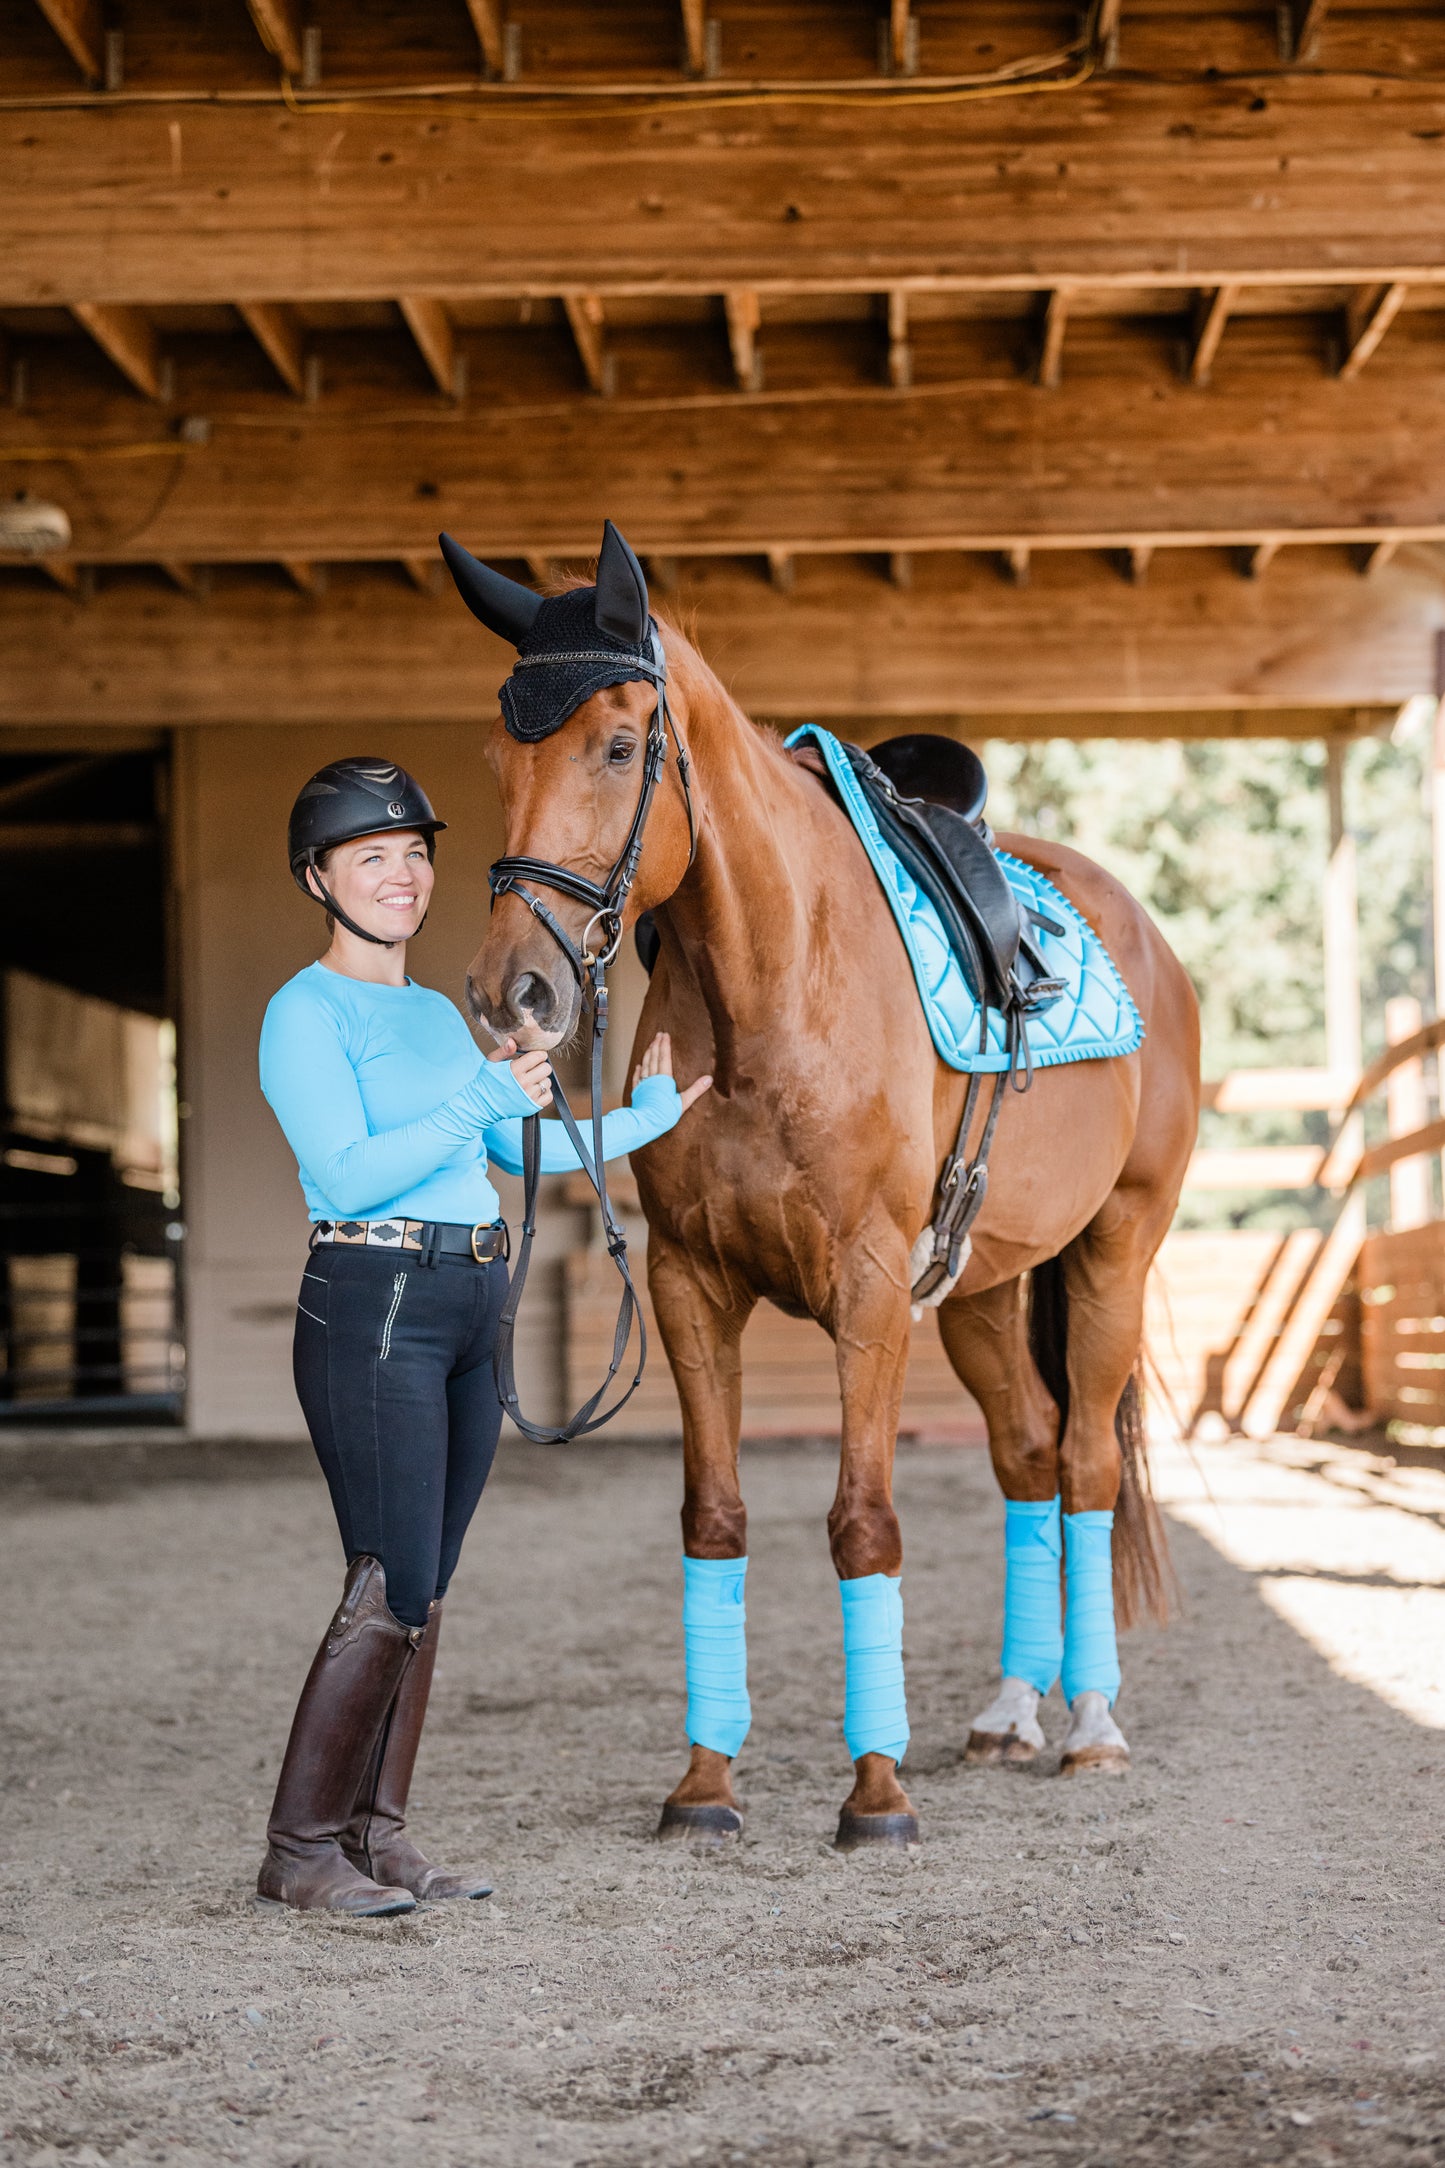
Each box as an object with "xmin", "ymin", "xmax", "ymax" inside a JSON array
[{"xmin": 633, "ymin": 1030, "xmax": 714, "ymax": 1115}]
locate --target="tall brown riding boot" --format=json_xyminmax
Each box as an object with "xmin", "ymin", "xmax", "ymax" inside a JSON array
[
  {"xmin": 342, "ymin": 1599, "xmax": 493, "ymax": 1902},
  {"xmin": 256, "ymin": 1556, "xmax": 422, "ymax": 1915}
]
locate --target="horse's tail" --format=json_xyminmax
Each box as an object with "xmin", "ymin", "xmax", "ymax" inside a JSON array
[{"xmin": 1027, "ymin": 1253, "xmax": 1175, "ymax": 1629}]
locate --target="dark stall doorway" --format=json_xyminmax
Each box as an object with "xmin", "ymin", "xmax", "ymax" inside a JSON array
[{"xmin": 1, "ymin": 743, "xmax": 183, "ymax": 1422}]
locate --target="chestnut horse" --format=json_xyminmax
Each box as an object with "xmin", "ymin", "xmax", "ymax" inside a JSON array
[{"xmin": 465, "ymin": 588, "xmax": 1199, "ymax": 1848}]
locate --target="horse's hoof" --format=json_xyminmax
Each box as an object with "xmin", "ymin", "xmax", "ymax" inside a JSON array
[
  {"xmin": 1060, "ymin": 1743, "xmax": 1130, "ymax": 1777},
  {"xmin": 656, "ymin": 1802, "xmax": 743, "ymax": 1844},
  {"xmin": 834, "ymin": 1808, "xmax": 920, "ymax": 1852},
  {"xmin": 964, "ymin": 1729, "xmax": 1038, "ymax": 1766},
  {"xmin": 1059, "ymin": 1690, "xmax": 1129, "ymax": 1777}
]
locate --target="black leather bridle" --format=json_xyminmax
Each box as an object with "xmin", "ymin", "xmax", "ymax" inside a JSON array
[{"xmin": 488, "ymin": 627, "xmax": 697, "ymax": 1443}]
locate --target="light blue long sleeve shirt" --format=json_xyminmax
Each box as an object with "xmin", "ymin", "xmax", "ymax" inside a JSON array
[{"xmin": 259, "ymin": 961, "xmax": 681, "ymax": 1225}]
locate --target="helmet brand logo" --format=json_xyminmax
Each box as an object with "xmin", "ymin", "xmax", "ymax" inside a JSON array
[{"xmin": 388, "ymin": 801, "xmax": 405, "ymax": 817}]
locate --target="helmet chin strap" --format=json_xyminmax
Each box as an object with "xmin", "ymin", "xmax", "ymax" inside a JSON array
[{"xmin": 305, "ymin": 854, "xmax": 429, "ymax": 949}]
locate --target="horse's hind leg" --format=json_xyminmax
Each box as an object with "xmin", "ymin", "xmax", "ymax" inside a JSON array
[
  {"xmin": 648, "ymin": 1238, "xmax": 755, "ymax": 1844},
  {"xmin": 1049, "ymin": 1187, "xmax": 1174, "ymax": 1776},
  {"xmin": 937, "ymin": 1277, "xmax": 1063, "ymax": 1765}
]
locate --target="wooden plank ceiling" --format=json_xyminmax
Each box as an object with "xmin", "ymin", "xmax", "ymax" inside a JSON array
[{"xmin": 2, "ymin": 0, "xmax": 1443, "ymax": 734}]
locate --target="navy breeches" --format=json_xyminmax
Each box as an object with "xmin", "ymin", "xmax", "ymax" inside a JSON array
[{"xmin": 292, "ymin": 1244, "xmax": 508, "ymax": 1629}]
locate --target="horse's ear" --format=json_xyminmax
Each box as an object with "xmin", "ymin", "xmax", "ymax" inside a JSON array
[
  {"xmin": 438, "ymin": 533, "xmax": 543, "ymax": 648},
  {"xmin": 594, "ymin": 519, "xmax": 650, "ymax": 646}
]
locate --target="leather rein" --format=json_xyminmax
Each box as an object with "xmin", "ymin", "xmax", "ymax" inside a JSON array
[{"xmin": 488, "ymin": 628, "xmax": 696, "ymax": 1442}]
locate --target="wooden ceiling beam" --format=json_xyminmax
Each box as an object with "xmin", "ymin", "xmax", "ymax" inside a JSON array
[
  {"xmin": 69, "ymin": 303, "xmax": 166, "ymax": 399},
  {"xmin": 0, "ymin": 554, "xmax": 1431, "ymax": 729},
  {"xmin": 1243, "ymin": 541, "xmax": 1280, "ymax": 580},
  {"xmin": 398, "ymin": 296, "xmax": 458, "ymax": 397},
  {"xmin": 237, "ymin": 301, "xmax": 307, "ymax": 396},
  {"xmin": 26, "ymin": 368, "xmax": 1445, "ymax": 562},
  {"xmin": 1339, "ymin": 283, "xmax": 1408, "ymax": 380},
  {"xmin": 1282, "ymin": 0, "xmax": 1331, "ymax": 63},
  {"xmin": 32, "ymin": 0, "xmax": 104, "ymax": 84},
  {"xmin": 11, "ymin": 84, "xmax": 1445, "ymax": 305},
  {"xmin": 245, "ymin": 0, "xmax": 305, "ymax": 79}
]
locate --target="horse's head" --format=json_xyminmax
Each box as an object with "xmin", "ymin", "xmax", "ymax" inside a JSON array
[{"xmin": 440, "ymin": 523, "xmax": 696, "ymax": 1052}]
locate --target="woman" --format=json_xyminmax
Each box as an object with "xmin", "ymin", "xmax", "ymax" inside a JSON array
[{"xmin": 255, "ymin": 756, "xmax": 710, "ymax": 1916}]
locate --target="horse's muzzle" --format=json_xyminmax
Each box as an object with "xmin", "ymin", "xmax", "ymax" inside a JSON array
[{"xmin": 466, "ymin": 951, "xmax": 579, "ymax": 1053}]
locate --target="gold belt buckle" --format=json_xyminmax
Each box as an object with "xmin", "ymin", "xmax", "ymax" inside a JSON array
[{"xmin": 470, "ymin": 1223, "xmax": 490, "ymax": 1264}]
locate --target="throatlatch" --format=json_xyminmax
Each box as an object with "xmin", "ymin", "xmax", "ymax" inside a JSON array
[{"xmin": 440, "ymin": 522, "xmax": 695, "ymax": 1444}]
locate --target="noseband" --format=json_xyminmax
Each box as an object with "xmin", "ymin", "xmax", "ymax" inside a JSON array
[{"xmin": 488, "ymin": 629, "xmax": 697, "ymax": 1445}]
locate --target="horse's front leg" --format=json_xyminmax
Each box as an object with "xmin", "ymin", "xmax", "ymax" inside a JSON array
[
  {"xmin": 828, "ymin": 1236, "xmax": 919, "ymax": 1850},
  {"xmin": 648, "ymin": 1236, "xmax": 755, "ymax": 1844}
]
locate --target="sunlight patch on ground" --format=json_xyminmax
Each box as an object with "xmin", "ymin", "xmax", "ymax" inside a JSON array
[{"xmin": 1151, "ymin": 1432, "xmax": 1445, "ymax": 1731}]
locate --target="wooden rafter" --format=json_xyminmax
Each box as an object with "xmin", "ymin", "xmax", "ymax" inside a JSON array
[
  {"xmin": 724, "ymin": 291, "xmax": 763, "ymax": 393},
  {"xmin": 400, "ymin": 556, "xmax": 438, "ymax": 593},
  {"xmin": 884, "ymin": 0, "xmax": 917, "ymax": 77},
  {"xmin": 398, "ymin": 296, "xmax": 457, "ymax": 397},
  {"xmin": 1188, "ymin": 284, "xmax": 1237, "ymax": 387},
  {"xmin": 766, "ymin": 549, "xmax": 794, "ymax": 593},
  {"xmin": 888, "ymin": 552, "xmax": 912, "ymax": 589},
  {"xmin": 525, "ymin": 555, "xmax": 552, "ymax": 588},
  {"xmin": 680, "ymin": 0, "xmax": 710, "ymax": 77},
  {"xmin": 1037, "ymin": 290, "xmax": 1070, "ymax": 389},
  {"xmin": 279, "ymin": 558, "xmax": 325, "ymax": 595},
  {"xmin": 38, "ymin": 559, "xmax": 81, "ymax": 593},
  {"xmin": 70, "ymin": 303, "xmax": 165, "ymax": 399},
  {"xmin": 245, "ymin": 0, "xmax": 304, "ymax": 78},
  {"xmin": 1003, "ymin": 545, "xmax": 1031, "ymax": 586},
  {"xmin": 1126, "ymin": 545, "xmax": 1154, "ymax": 585},
  {"xmin": 237, "ymin": 302, "xmax": 306, "ymax": 396},
  {"xmin": 32, "ymin": 0, "xmax": 104, "ymax": 83},
  {"xmin": 1282, "ymin": 0, "xmax": 1330, "ymax": 61},
  {"xmin": 158, "ymin": 561, "xmax": 207, "ymax": 596},
  {"xmin": 562, "ymin": 295, "xmax": 613, "ymax": 396},
  {"xmin": 886, "ymin": 292, "xmax": 911, "ymax": 389},
  {"xmin": 1244, "ymin": 541, "xmax": 1281, "ymax": 580},
  {"xmin": 1340, "ymin": 283, "xmax": 1408, "ymax": 380},
  {"xmin": 1359, "ymin": 538, "xmax": 1400, "ymax": 576},
  {"xmin": 463, "ymin": 0, "xmax": 510, "ymax": 79}
]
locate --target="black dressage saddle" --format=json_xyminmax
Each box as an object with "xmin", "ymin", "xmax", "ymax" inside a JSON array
[{"xmin": 636, "ymin": 729, "xmax": 1063, "ymax": 1025}]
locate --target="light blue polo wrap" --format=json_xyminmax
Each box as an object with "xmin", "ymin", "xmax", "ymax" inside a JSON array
[
  {"xmin": 999, "ymin": 1496, "xmax": 1063, "ymax": 1694},
  {"xmin": 682, "ymin": 1554, "xmax": 751, "ymax": 1758},
  {"xmin": 1062, "ymin": 1509, "xmax": 1121, "ymax": 1706},
  {"xmin": 839, "ymin": 1573, "xmax": 909, "ymax": 1765}
]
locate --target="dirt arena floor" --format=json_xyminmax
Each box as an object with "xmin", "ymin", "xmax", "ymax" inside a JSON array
[{"xmin": 2, "ymin": 1427, "xmax": 1443, "ymax": 2167}]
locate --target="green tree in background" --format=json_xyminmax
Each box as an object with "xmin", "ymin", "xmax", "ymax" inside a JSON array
[{"xmin": 981, "ymin": 718, "xmax": 1433, "ymax": 1228}]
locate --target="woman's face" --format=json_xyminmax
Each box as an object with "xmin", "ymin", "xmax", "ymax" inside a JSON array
[{"xmin": 311, "ymin": 828, "xmax": 435, "ymax": 942}]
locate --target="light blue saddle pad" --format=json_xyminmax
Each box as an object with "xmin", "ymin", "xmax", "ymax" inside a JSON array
[{"xmin": 785, "ymin": 727, "xmax": 1144, "ymax": 1075}]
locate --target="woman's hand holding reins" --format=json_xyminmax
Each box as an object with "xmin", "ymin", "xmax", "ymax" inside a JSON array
[
  {"xmin": 633, "ymin": 1030, "xmax": 713, "ymax": 1115},
  {"xmin": 486, "ymin": 1035, "xmax": 553, "ymax": 1109}
]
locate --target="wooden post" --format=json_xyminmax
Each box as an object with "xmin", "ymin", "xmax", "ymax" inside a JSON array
[
  {"xmin": 1384, "ymin": 995, "xmax": 1431, "ymax": 1230},
  {"xmin": 1434, "ymin": 675, "xmax": 1445, "ymax": 1204},
  {"xmin": 1324, "ymin": 736, "xmax": 1363, "ymax": 1179}
]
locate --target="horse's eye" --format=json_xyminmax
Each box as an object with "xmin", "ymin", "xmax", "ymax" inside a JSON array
[{"xmin": 608, "ymin": 737, "xmax": 636, "ymax": 766}]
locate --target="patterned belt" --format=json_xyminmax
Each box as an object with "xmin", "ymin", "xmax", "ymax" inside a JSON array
[{"xmin": 311, "ymin": 1218, "xmax": 508, "ymax": 1263}]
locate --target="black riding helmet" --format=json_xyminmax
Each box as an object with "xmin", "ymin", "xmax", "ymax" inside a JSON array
[{"xmin": 287, "ymin": 757, "xmax": 447, "ymax": 948}]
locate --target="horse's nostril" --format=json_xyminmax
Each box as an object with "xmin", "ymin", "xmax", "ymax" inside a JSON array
[{"xmin": 508, "ymin": 971, "xmax": 556, "ymax": 1028}]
